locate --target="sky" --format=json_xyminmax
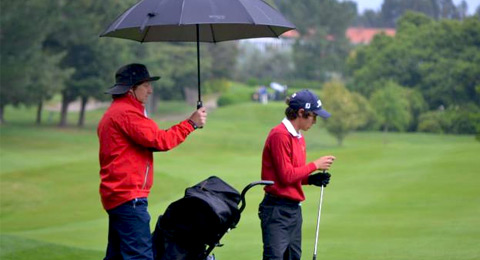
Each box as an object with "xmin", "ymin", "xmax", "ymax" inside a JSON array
[{"xmin": 349, "ymin": 0, "xmax": 479, "ymax": 14}]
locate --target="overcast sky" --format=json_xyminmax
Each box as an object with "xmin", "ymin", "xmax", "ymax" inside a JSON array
[{"xmin": 349, "ymin": 0, "xmax": 479, "ymax": 14}]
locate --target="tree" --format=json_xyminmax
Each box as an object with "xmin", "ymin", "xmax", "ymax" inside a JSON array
[
  {"xmin": 206, "ymin": 41, "xmax": 238, "ymax": 80},
  {"xmin": 347, "ymin": 34, "xmax": 402, "ymax": 96},
  {"xmin": 348, "ymin": 12, "xmax": 480, "ymax": 111},
  {"xmin": 274, "ymin": 0, "xmax": 356, "ymax": 80},
  {"xmin": 322, "ymin": 80, "xmax": 371, "ymax": 146},
  {"xmin": 26, "ymin": 52, "xmax": 73, "ymax": 125},
  {"xmin": 356, "ymin": 0, "xmax": 465, "ymax": 27},
  {"xmin": 458, "ymin": 0, "xmax": 469, "ymax": 20},
  {"xmin": 369, "ymin": 82, "xmax": 411, "ymax": 133},
  {"xmin": 0, "ymin": 0, "xmax": 69, "ymax": 124},
  {"xmin": 235, "ymin": 43, "xmax": 294, "ymax": 83},
  {"xmin": 355, "ymin": 9, "xmax": 382, "ymax": 27},
  {"xmin": 44, "ymin": 0, "xmax": 136, "ymax": 127},
  {"xmin": 404, "ymin": 89, "xmax": 428, "ymax": 131}
]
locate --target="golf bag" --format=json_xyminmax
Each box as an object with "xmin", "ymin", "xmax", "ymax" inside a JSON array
[{"xmin": 152, "ymin": 176, "xmax": 272, "ymax": 260}]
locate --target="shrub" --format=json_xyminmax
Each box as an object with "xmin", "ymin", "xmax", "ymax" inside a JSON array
[
  {"xmin": 418, "ymin": 111, "xmax": 444, "ymax": 133},
  {"xmin": 418, "ymin": 104, "xmax": 480, "ymax": 134},
  {"xmin": 203, "ymin": 79, "xmax": 232, "ymax": 94},
  {"xmin": 217, "ymin": 83, "xmax": 255, "ymax": 107}
]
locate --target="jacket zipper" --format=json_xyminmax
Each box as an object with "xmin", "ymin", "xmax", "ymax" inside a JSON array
[{"xmin": 142, "ymin": 164, "xmax": 150, "ymax": 190}]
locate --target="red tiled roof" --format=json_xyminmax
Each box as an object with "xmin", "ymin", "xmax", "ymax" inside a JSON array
[
  {"xmin": 346, "ymin": 27, "xmax": 396, "ymax": 44},
  {"xmin": 279, "ymin": 27, "xmax": 396, "ymax": 44},
  {"xmin": 280, "ymin": 29, "xmax": 300, "ymax": 38}
]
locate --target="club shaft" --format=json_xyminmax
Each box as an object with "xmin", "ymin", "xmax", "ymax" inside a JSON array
[{"xmin": 313, "ymin": 185, "xmax": 324, "ymax": 259}]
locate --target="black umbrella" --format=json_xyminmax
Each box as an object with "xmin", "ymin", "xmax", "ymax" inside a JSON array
[{"xmin": 100, "ymin": 0, "xmax": 295, "ymax": 108}]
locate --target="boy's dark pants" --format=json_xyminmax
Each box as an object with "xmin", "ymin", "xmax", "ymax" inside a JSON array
[
  {"xmin": 104, "ymin": 198, "xmax": 153, "ymax": 260},
  {"xmin": 259, "ymin": 194, "xmax": 302, "ymax": 260}
]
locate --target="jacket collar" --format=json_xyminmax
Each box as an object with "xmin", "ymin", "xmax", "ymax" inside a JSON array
[
  {"xmin": 114, "ymin": 94, "xmax": 146, "ymax": 115},
  {"xmin": 282, "ymin": 118, "xmax": 302, "ymax": 138}
]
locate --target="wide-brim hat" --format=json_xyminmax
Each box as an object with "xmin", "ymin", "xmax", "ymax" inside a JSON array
[{"xmin": 105, "ymin": 63, "xmax": 160, "ymax": 95}]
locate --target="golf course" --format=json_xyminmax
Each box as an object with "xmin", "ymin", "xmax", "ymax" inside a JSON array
[{"xmin": 1, "ymin": 101, "xmax": 479, "ymax": 260}]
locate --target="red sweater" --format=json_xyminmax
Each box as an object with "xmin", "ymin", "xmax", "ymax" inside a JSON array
[
  {"xmin": 97, "ymin": 95, "xmax": 194, "ymax": 210},
  {"xmin": 261, "ymin": 121, "xmax": 316, "ymax": 202}
]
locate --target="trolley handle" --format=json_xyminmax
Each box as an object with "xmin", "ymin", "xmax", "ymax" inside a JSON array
[
  {"xmin": 238, "ymin": 180, "xmax": 274, "ymax": 213},
  {"xmin": 204, "ymin": 180, "xmax": 274, "ymax": 259}
]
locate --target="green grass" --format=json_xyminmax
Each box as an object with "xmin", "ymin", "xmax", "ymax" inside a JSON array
[{"xmin": 1, "ymin": 102, "xmax": 479, "ymax": 259}]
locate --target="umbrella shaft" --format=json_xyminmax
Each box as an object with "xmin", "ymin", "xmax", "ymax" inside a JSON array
[{"xmin": 196, "ymin": 24, "xmax": 202, "ymax": 108}]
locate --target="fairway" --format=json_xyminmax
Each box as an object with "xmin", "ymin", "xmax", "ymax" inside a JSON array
[{"xmin": 1, "ymin": 102, "xmax": 479, "ymax": 260}]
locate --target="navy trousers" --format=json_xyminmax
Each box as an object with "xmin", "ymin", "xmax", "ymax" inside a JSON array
[
  {"xmin": 104, "ymin": 198, "xmax": 153, "ymax": 260},
  {"xmin": 259, "ymin": 194, "xmax": 302, "ymax": 260}
]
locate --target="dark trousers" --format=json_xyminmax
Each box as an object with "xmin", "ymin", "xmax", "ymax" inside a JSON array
[
  {"xmin": 104, "ymin": 198, "xmax": 153, "ymax": 260},
  {"xmin": 258, "ymin": 194, "xmax": 302, "ymax": 260}
]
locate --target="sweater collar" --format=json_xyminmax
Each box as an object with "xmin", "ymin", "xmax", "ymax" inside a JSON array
[{"xmin": 282, "ymin": 118, "xmax": 302, "ymax": 138}]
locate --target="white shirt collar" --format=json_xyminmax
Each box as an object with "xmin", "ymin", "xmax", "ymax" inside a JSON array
[{"xmin": 282, "ymin": 118, "xmax": 302, "ymax": 138}]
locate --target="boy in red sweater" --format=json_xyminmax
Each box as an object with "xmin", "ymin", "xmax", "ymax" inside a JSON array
[{"xmin": 259, "ymin": 89, "xmax": 335, "ymax": 260}]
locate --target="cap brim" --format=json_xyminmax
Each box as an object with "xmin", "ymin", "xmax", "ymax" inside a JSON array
[{"xmin": 313, "ymin": 108, "xmax": 331, "ymax": 118}]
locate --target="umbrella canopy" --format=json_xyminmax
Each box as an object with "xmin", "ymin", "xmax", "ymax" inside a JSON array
[{"xmin": 101, "ymin": 0, "xmax": 295, "ymax": 107}]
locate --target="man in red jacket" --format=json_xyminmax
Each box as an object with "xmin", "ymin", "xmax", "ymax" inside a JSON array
[
  {"xmin": 259, "ymin": 89, "xmax": 335, "ymax": 260},
  {"xmin": 98, "ymin": 63, "xmax": 207, "ymax": 260}
]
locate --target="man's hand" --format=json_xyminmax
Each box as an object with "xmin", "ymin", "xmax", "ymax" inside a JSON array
[
  {"xmin": 308, "ymin": 172, "xmax": 331, "ymax": 187},
  {"xmin": 188, "ymin": 107, "xmax": 207, "ymax": 128},
  {"xmin": 313, "ymin": 155, "xmax": 336, "ymax": 170}
]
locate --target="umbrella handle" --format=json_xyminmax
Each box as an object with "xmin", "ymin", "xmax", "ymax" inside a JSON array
[{"xmin": 197, "ymin": 100, "xmax": 203, "ymax": 129}]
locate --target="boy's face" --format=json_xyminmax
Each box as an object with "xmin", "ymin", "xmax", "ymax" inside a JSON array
[{"xmin": 298, "ymin": 109, "xmax": 317, "ymax": 131}]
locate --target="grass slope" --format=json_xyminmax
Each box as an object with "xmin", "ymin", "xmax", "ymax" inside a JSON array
[{"xmin": 1, "ymin": 102, "xmax": 479, "ymax": 259}]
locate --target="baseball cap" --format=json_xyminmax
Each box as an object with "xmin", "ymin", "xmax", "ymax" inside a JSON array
[{"xmin": 288, "ymin": 89, "xmax": 331, "ymax": 118}]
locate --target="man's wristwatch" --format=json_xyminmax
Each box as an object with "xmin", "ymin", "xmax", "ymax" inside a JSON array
[{"xmin": 188, "ymin": 119, "xmax": 198, "ymax": 129}]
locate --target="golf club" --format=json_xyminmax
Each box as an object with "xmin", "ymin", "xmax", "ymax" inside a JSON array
[{"xmin": 313, "ymin": 170, "xmax": 327, "ymax": 260}]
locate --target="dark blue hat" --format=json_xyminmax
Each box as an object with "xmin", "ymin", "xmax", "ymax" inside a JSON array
[
  {"xmin": 105, "ymin": 63, "xmax": 160, "ymax": 94},
  {"xmin": 289, "ymin": 89, "xmax": 331, "ymax": 118}
]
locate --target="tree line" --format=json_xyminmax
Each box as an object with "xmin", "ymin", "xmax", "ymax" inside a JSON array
[
  {"xmin": 0, "ymin": 0, "xmax": 236, "ymax": 126},
  {"xmin": 355, "ymin": 0, "xmax": 479, "ymax": 27},
  {"xmin": 323, "ymin": 12, "xmax": 479, "ymax": 144}
]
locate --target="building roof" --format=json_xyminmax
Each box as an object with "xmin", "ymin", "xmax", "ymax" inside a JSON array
[
  {"xmin": 280, "ymin": 29, "xmax": 300, "ymax": 38},
  {"xmin": 346, "ymin": 27, "xmax": 396, "ymax": 44},
  {"xmin": 280, "ymin": 27, "xmax": 396, "ymax": 44}
]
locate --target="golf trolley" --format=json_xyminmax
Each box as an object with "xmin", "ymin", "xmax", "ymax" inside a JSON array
[{"xmin": 152, "ymin": 176, "xmax": 273, "ymax": 260}]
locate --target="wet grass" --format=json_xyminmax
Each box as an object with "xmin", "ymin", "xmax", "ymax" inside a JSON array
[{"xmin": 1, "ymin": 102, "xmax": 479, "ymax": 259}]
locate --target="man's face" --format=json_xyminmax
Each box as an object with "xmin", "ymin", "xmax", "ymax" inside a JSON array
[{"xmin": 131, "ymin": 81, "xmax": 153, "ymax": 104}]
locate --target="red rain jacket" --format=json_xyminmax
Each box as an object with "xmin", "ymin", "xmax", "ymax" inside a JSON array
[{"xmin": 97, "ymin": 95, "xmax": 194, "ymax": 210}]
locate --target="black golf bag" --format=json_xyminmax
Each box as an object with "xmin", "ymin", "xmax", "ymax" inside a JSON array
[{"xmin": 152, "ymin": 176, "xmax": 272, "ymax": 260}]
